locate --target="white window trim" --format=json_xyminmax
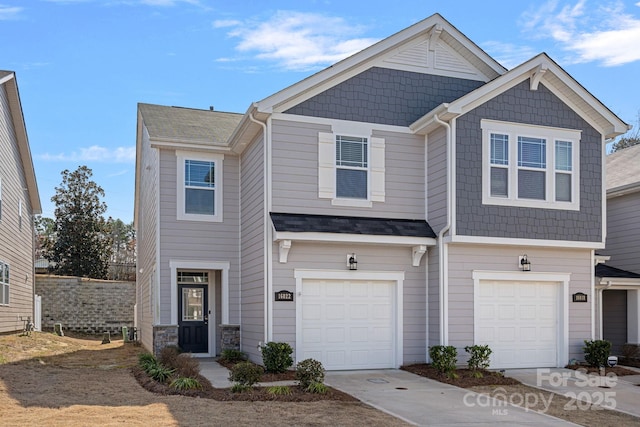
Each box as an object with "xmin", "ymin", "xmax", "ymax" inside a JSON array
[
  {"xmin": 0, "ymin": 260, "xmax": 8, "ymax": 306},
  {"xmin": 318, "ymin": 130, "xmax": 385, "ymax": 207},
  {"xmin": 176, "ymin": 151, "xmax": 223, "ymax": 222},
  {"xmin": 481, "ymin": 120, "xmax": 580, "ymax": 211}
]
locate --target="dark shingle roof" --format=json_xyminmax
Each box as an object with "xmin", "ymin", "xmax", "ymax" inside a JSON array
[
  {"xmin": 0, "ymin": 70, "xmax": 13, "ymax": 79},
  {"xmin": 138, "ymin": 103, "xmax": 242, "ymax": 144},
  {"xmin": 270, "ymin": 213, "xmax": 436, "ymax": 238},
  {"xmin": 595, "ymin": 264, "xmax": 640, "ymax": 279}
]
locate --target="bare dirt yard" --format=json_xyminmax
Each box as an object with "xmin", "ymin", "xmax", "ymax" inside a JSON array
[{"xmin": 0, "ymin": 332, "xmax": 408, "ymax": 426}]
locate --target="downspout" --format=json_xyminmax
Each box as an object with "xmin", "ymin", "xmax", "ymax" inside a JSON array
[
  {"xmin": 248, "ymin": 110, "xmax": 271, "ymax": 347},
  {"xmin": 433, "ymin": 114, "xmax": 451, "ymax": 346}
]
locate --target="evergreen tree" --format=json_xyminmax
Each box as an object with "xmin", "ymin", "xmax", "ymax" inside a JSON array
[{"xmin": 45, "ymin": 166, "xmax": 112, "ymax": 279}]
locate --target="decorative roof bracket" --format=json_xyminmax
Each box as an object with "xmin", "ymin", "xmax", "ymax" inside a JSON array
[{"xmin": 530, "ymin": 64, "xmax": 548, "ymax": 91}]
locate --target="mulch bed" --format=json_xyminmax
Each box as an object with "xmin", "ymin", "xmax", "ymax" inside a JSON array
[
  {"xmin": 565, "ymin": 364, "xmax": 640, "ymax": 376},
  {"xmin": 216, "ymin": 359, "xmax": 297, "ymax": 382},
  {"xmin": 401, "ymin": 364, "xmax": 520, "ymax": 388},
  {"xmin": 132, "ymin": 365, "xmax": 355, "ymax": 402}
]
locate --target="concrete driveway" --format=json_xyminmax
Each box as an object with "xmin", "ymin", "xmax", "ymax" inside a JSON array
[
  {"xmin": 506, "ymin": 367, "xmax": 640, "ymax": 418},
  {"xmin": 325, "ymin": 369, "xmax": 575, "ymax": 426}
]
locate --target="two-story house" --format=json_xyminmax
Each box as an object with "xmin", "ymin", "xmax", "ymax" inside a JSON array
[
  {"xmin": 134, "ymin": 14, "xmax": 629, "ymax": 369},
  {"xmin": 596, "ymin": 144, "xmax": 640, "ymax": 356},
  {"xmin": 0, "ymin": 71, "xmax": 42, "ymax": 333}
]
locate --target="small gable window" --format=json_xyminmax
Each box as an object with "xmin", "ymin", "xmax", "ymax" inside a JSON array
[
  {"xmin": 482, "ymin": 120, "xmax": 580, "ymax": 211},
  {"xmin": 177, "ymin": 152, "xmax": 223, "ymax": 222}
]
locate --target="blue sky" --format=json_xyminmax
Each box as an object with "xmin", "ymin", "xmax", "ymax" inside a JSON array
[{"xmin": 2, "ymin": 0, "xmax": 640, "ymax": 223}]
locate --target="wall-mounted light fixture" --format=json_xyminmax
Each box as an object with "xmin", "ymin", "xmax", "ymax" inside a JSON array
[
  {"xmin": 519, "ymin": 254, "xmax": 531, "ymax": 271},
  {"xmin": 347, "ymin": 254, "xmax": 358, "ymax": 270}
]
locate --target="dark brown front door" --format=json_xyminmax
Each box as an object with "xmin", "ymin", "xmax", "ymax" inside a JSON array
[{"xmin": 178, "ymin": 284, "xmax": 208, "ymax": 353}]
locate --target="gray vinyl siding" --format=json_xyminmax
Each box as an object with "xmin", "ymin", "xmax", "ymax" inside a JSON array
[
  {"xmin": 240, "ymin": 134, "xmax": 266, "ymax": 363},
  {"xmin": 456, "ymin": 80, "xmax": 603, "ymax": 242},
  {"xmin": 602, "ymin": 192, "xmax": 640, "ymax": 273},
  {"xmin": 426, "ymin": 126, "xmax": 448, "ymax": 348},
  {"xmin": 285, "ymin": 67, "xmax": 484, "ymax": 127},
  {"xmin": 271, "ymin": 242, "xmax": 428, "ymax": 365},
  {"xmin": 0, "ymin": 83, "xmax": 35, "ymax": 333},
  {"xmin": 157, "ymin": 149, "xmax": 241, "ymax": 326},
  {"xmin": 446, "ymin": 244, "xmax": 593, "ymax": 363},
  {"xmin": 135, "ymin": 124, "xmax": 158, "ymax": 351},
  {"xmin": 271, "ymin": 119, "xmax": 425, "ymax": 218}
]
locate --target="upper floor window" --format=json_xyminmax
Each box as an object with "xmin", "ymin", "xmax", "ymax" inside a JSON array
[
  {"xmin": 482, "ymin": 120, "xmax": 580, "ymax": 211},
  {"xmin": 318, "ymin": 131, "xmax": 385, "ymax": 207},
  {"xmin": 177, "ymin": 152, "xmax": 223, "ymax": 222},
  {"xmin": 336, "ymin": 135, "xmax": 368, "ymax": 199},
  {"xmin": 0, "ymin": 261, "xmax": 9, "ymax": 305}
]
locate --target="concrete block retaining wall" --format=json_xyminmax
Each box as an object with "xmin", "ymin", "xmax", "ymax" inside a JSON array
[{"xmin": 35, "ymin": 275, "xmax": 135, "ymax": 334}]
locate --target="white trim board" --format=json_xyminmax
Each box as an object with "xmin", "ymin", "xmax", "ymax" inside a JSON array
[{"xmin": 446, "ymin": 235, "xmax": 604, "ymax": 249}]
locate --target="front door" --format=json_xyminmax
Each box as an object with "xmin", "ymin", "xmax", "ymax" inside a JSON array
[{"xmin": 178, "ymin": 284, "xmax": 208, "ymax": 353}]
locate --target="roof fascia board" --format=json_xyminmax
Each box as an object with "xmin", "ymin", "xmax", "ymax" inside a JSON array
[
  {"xmin": 447, "ymin": 234, "xmax": 604, "ymax": 249},
  {"xmin": 149, "ymin": 138, "xmax": 232, "ymax": 153},
  {"xmin": 596, "ymin": 277, "xmax": 640, "ymax": 286},
  {"xmin": 3, "ymin": 75, "xmax": 42, "ymax": 214},
  {"xmin": 271, "ymin": 112, "xmax": 411, "ymax": 134},
  {"xmin": 273, "ymin": 231, "xmax": 436, "ymax": 247},
  {"xmin": 257, "ymin": 14, "xmax": 505, "ymax": 114},
  {"xmin": 607, "ymin": 181, "xmax": 640, "ymax": 198}
]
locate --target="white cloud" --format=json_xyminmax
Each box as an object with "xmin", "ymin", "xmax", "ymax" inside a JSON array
[
  {"xmin": 40, "ymin": 145, "xmax": 136, "ymax": 163},
  {"xmin": 213, "ymin": 19, "xmax": 241, "ymax": 28},
  {"xmin": 0, "ymin": 5, "xmax": 23, "ymax": 20},
  {"xmin": 482, "ymin": 41, "xmax": 538, "ymax": 69},
  {"xmin": 522, "ymin": 0, "xmax": 640, "ymax": 66},
  {"xmin": 215, "ymin": 11, "xmax": 380, "ymax": 71}
]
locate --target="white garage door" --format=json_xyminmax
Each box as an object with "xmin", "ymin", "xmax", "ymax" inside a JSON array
[
  {"xmin": 477, "ymin": 281, "xmax": 559, "ymax": 369},
  {"xmin": 300, "ymin": 279, "xmax": 396, "ymax": 370}
]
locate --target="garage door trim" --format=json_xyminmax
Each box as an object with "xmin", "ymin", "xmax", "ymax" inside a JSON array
[
  {"xmin": 294, "ymin": 269, "xmax": 405, "ymax": 369},
  {"xmin": 472, "ymin": 270, "xmax": 570, "ymax": 368}
]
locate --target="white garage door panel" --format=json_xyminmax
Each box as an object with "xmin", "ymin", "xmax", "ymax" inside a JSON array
[
  {"xmin": 301, "ymin": 279, "xmax": 395, "ymax": 370},
  {"xmin": 478, "ymin": 281, "xmax": 559, "ymax": 369}
]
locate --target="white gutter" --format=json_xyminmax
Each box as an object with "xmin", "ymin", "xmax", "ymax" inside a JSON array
[
  {"xmin": 433, "ymin": 113, "xmax": 451, "ymax": 346},
  {"xmin": 248, "ymin": 112, "xmax": 271, "ymax": 345}
]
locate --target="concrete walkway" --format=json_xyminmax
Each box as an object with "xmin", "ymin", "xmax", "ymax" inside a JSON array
[
  {"xmin": 325, "ymin": 369, "xmax": 575, "ymax": 426},
  {"xmin": 198, "ymin": 360, "xmax": 575, "ymax": 426},
  {"xmin": 505, "ymin": 367, "xmax": 640, "ymax": 418}
]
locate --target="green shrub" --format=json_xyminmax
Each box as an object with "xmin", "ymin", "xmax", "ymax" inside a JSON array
[
  {"xmin": 170, "ymin": 377, "xmax": 202, "ymax": 391},
  {"xmin": 229, "ymin": 361, "xmax": 264, "ymax": 386},
  {"xmin": 295, "ymin": 358, "xmax": 325, "ymax": 389},
  {"xmin": 267, "ymin": 385, "xmax": 292, "ymax": 396},
  {"xmin": 583, "ymin": 340, "xmax": 612, "ymax": 367},
  {"xmin": 231, "ymin": 383, "xmax": 252, "ymax": 393},
  {"xmin": 220, "ymin": 349, "xmax": 247, "ymax": 363},
  {"xmin": 429, "ymin": 345, "xmax": 458, "ymax": 379},
  {"xmin": 148, "ymin": 364, "xmax": 175, "ymax": 383},
  {"xmin": 306, "ymin": 382, "xmax": 328, "ymax": 394},
  {"xmin": 465, "ymin": 344, "xmax": 492, "ymax": 378},
  {"xmin": 261, "ymin": 342, "xmax": 294, "ymax": 373}
]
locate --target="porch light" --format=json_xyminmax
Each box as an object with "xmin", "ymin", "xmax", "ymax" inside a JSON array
[
  {"xmin": 347, "ymin": 254, "xmax": 358, "ymax": 270},
  {"xmin": 520, "ymin": 255, "xmax": 531, "ymax": 271}
]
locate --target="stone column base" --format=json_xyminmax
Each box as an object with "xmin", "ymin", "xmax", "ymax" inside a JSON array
[
  {"xmin": 153, "ymin": 325, "xmax": 178, "ymax": 357},
  {"xmin": 220, "ymin": 324, "xmax": 240, "ymax": 351}
]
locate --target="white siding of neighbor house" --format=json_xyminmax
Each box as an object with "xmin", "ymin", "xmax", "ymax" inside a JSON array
[
  {"xmin": 270, "ymin": 119, "xmax": 425, "ymax": 218},
  {"xmin": 157, "ymin": 148, "xmax": 241, "ymax": 327},
  {"xmin": 602, "ymin": 192, "xmax": 640, "ymax": 273},
  {"xmin": 135, "ymin": 124, "xmax": 158, "ymax": 351},
  {"xmin": 240, "ymin": 134, "xmax": 266, "ymax": 363},
  {"xmin": 271, "ymin": 242, "xmax": 429, "ymax": 365},
  {"xmin": 0, "ymin": 83, "xmax": 36, "ymax": 333},
  {"xmin": 446, "ymin": 244, "xmax": 593, "ymax": 362}
]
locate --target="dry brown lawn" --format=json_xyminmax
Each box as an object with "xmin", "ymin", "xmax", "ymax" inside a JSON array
[{"xmin": 0, "ymin": 332, "xmax": 408, "ymax": 426}]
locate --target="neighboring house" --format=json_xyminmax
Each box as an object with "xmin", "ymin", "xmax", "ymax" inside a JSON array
[
  {"xmin": 596, "ymin": 144, "xmax": 640, "ymax": 355},
  {"xmin": 134, "ymin": 14, "xmax": 629, "ymax": 370},
  {"xmin": 0, "ymin": 71, "xmax": 42, "ymax": 333}
]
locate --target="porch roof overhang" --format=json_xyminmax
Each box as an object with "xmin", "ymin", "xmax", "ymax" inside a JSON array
[
  {"xmin": 595, "ymin": 264, "xmax": 640, "ymax": 288},
  {"xmin": 270, "ymin": 212, "xmax": 436, "ymax": 265}
]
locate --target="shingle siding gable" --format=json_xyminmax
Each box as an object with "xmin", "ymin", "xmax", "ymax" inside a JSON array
[{"xmin": 285, "ymin": 67, "xmax": 484, "ymax": 126}]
